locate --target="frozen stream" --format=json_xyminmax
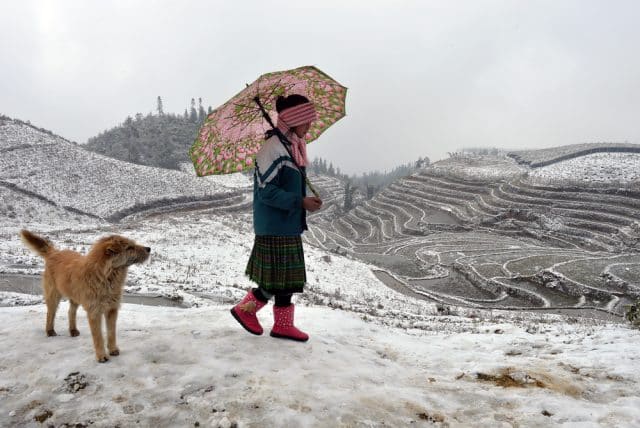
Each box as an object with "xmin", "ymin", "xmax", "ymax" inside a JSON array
[{"xmin": 0, "ymin": 273, "xmax": 187, "ymax": 308}]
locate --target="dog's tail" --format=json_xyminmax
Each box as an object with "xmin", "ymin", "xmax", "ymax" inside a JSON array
[{"xmin": 20, "ymin": 230, "xmax": 55, "ymax": 258}]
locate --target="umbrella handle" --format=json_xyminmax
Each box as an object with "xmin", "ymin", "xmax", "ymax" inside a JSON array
[{"xmin": 305, "ymin": 176, "xmax": 320, "ymax": 198}]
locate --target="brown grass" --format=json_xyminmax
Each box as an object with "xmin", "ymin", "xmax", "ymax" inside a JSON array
[{"xmin": 475, "ymin": 367, "xmax": 582, "ymax": 397}]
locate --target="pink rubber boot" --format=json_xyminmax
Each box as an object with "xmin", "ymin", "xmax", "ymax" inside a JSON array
[
  {"xmin": 270, "ymin": 304, "xmax": 309, "ymax": 342},
  {"xmin": 230, "ymin": 290, "xmax": 267, "ymax": 335}
]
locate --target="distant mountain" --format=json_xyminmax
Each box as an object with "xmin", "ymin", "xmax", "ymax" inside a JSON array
[{"xmin": 84, "ymin": 113, "xmax": 200, "ymax": 170}]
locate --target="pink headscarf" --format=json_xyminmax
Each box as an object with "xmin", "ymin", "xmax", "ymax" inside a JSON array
[{"xmin": 276, "ymin": 102, "xmax": 317, "ymax": 167}]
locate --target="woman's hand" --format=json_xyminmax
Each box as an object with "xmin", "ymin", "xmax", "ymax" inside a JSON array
[{"xmin": 302, "ymin": 196, "xmax": 323, "ymax": 212}]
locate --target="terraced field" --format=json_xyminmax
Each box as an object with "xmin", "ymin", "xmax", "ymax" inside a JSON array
[
  {"xmin": 4, "ymin": 117, "xmax": 639, "ymax": 320},
  {"xmin": 306, "ymin": 163, "xmax": 640, "ymax": 319}
]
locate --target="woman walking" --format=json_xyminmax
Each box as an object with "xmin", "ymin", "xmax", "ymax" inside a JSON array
[{"xmin": 230, "ymin": 94, "xmax": 323, "ymax": 342}]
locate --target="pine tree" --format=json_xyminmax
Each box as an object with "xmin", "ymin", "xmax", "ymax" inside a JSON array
[
  {"xmin": 198, "ymin": 98, "xmax": 206, "ymax": 121},
  {"xmin": 343, "ymin": 181, "xmax": 353, "ymax": 211},
  {"xmin": 190, "ymin": 98, "xmax": 198, "ymax": 123},
  {"xmin": 366, "ymin": 183, "xmax": 375, "ymax": 199},
  {"xmin": 156, "ymin": 96, "xmax": 164, "ymax": 116}
]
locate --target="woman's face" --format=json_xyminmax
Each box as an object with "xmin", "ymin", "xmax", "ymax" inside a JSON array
[{"xmin": 292, "ymin": 122, "xmax": 311, "ymax": 138}]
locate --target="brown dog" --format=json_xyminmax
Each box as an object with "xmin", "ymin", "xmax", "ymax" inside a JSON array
[{"xmin": 20, "ymin": 230, "xmax": 150, "ymax": 362}]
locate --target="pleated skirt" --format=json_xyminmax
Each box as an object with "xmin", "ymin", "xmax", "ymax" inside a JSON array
[{"xmin": 245, "ymin": 235, "xmax": 306, "ymax": 295}]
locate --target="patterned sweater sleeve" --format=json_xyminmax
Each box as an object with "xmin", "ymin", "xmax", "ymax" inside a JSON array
[{"xmin": 254, "ymin": 137, "xmax": 303, "ymax": 212}]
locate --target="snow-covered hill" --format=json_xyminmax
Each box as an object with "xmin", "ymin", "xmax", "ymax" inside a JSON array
[{"xmin": 0, "ymin": 118, "xmax": 252, "ymax": 222}]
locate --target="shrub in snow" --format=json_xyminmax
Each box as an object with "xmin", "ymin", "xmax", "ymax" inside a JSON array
[{"xmin": 625, "ymin": 300, "xmax": 640, "ymax": 327}]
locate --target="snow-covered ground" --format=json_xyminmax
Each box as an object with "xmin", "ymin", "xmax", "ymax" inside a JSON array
[
  {"xmin": 2, "ymin": 211, "xmax": 640, "ymax": 427},
  {"xmin": 2, "ymin": 303, "xmax": 640, "ymax": 427}
]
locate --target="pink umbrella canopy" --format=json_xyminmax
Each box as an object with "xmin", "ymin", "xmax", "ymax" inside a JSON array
[{"xmin": 190, "ymin": 65, "xmax": 347, "ymax": 176}]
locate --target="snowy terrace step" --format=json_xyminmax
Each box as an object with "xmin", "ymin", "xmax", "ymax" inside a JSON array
[
  {"xmin": 514, "ymin": 180, "xmax": 640, "ymax": 211},
  {"xmin": 334, "ymin": 217, "xmax": 360, "ymax": 241},
  {"xmin": 399, "ymin": 176, "xmax": 497, "ymax": 218},
  {"xmin": 399, "ymin": 176, "xmax": 486, "ymax": 201},
  {"xmin": 376, "ymin": 193, "xmax": 427, "ymax": 232},
  {"xmin": 475, "ymin": 208, "xmax": 620, "ymax": 251},
  {"xmin": 367, "ymin": 196, "xmax": 416, "ymax": 235},
  {"xmin": 406, "ymin": 172, "xmax": 492, "ymax": 195},
  {"xmin": 508, "ymin": 219, "xmax": 620, "ymax": 251},
  {"xmin": 495, "ymin": 183, "xmax": 640, "ymax": 248},
  {"xmin": 351, "ymin": 206, "xmax": 385, "ymax": 243},
  {"xmin": 489, "ymin": 186, "xmax": 628, "ymax": 233},
  {"xmin": 344, "ymin": 211, "xmax": 375, "ymax": 241},
  {"xmin": 505, "ymin": 181, "xmax": 640, "ymax": 218},
  {"xmin": 320, "ymin": 227, "xmax": 354, "ymax": 250},
  {"xmin": 477, "ymin": 186, "xmax": 630, "ymax": 241},
  {"xmin": 362, "ymin": 200, "xmax": 400, "ymax": 238},
  {"xmin": 387, "ymin": 182, "xmax": 474, "ymax": 221},
  {"xmin": 495, "ymin": 184, "xmax": 636, "ymax": 226},
  {"xmin": 326, "ymin": 217, "xmax": 359, "ymax": 242},
  {"xmin": 355, "ymin": 203, "xmax": 391, "ymax": 242},
  {"xmin": 417, "ymin": 169, "xmax": 495, "ymax": 186}
]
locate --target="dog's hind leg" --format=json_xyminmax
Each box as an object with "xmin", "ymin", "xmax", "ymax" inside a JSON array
[
  {"xmin": 106, "ymin": 308, "xmax": 120, "ymax": 356},
  {"xmin": 88, "ymin": 312, "xmax": 109, "ymax": 363},
  {"xmin": 68, "ymin": 300, "xmax": 80, "ymax": 337},
  {"xmin": 43, "ymin": 276, "xmax": 61, "ymax": 337}
]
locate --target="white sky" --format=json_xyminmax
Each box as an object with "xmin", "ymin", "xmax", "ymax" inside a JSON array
[{"xmin": 1, "ymin": 0, "xmax": 640, "ymax": 174}]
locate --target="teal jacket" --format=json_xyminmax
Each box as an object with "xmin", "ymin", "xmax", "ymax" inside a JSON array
[{"xmin": 253, "ymin": 134, "xmax": 307, "ymax": 236}]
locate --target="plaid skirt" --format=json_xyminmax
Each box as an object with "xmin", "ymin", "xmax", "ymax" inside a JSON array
[{"xmin": 245, "ymin": 235, "xmax": 306, "ymax": 295}]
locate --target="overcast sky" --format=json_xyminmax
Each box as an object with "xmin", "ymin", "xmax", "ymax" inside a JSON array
[{"xmin": 2, "ymin": 1, "xmax": 639, "ymax": 174}]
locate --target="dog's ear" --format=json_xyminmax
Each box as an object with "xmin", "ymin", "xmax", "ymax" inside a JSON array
[{"xmin": 105, "ymin": 246, "xmax": 118, "ymax": 256}]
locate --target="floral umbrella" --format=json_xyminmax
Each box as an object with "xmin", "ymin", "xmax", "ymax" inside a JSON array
[{"xmin": 189, "ymin": 65, "xmax": 347, "ymax": 177}]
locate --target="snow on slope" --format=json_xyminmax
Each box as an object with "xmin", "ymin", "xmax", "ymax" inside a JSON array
[
  {"xmin": 0, "ymin": 119, "xmax": 72, "ymax": 150},
  {"xmin": 0, "ymin": 185, "xmax": 103, "ymax": 235},
  {"xmin": 0, "ymin": 119, "xmax": 251, "ymax": 220},
  {"xmin": 529, "ymin": 152, "xmax": 640, "ymax": 185},
  {"xmin": 430, "ymin": 155, "xmax": 528, "ymax": 181}
]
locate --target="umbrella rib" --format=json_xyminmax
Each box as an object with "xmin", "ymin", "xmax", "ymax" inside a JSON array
[
  {"xmin": 219, "ymin": 101, "xmax": 261, "ymax": 122},
  {"xmin": 225, "ymin": 110, "xmax": 264, "ymax": 134}
]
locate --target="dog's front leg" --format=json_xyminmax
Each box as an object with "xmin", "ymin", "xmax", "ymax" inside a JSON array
[
  {"xmin": 68, "ymin": 300, "xmax": 80, "ymax": 337},
  {"xmin": 88, "ymin": 312, "xmax": 108, "ymax": 363},
  {"xmin": 106, "ymin": 308, "xmax": 120, "ymax": 356}
]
